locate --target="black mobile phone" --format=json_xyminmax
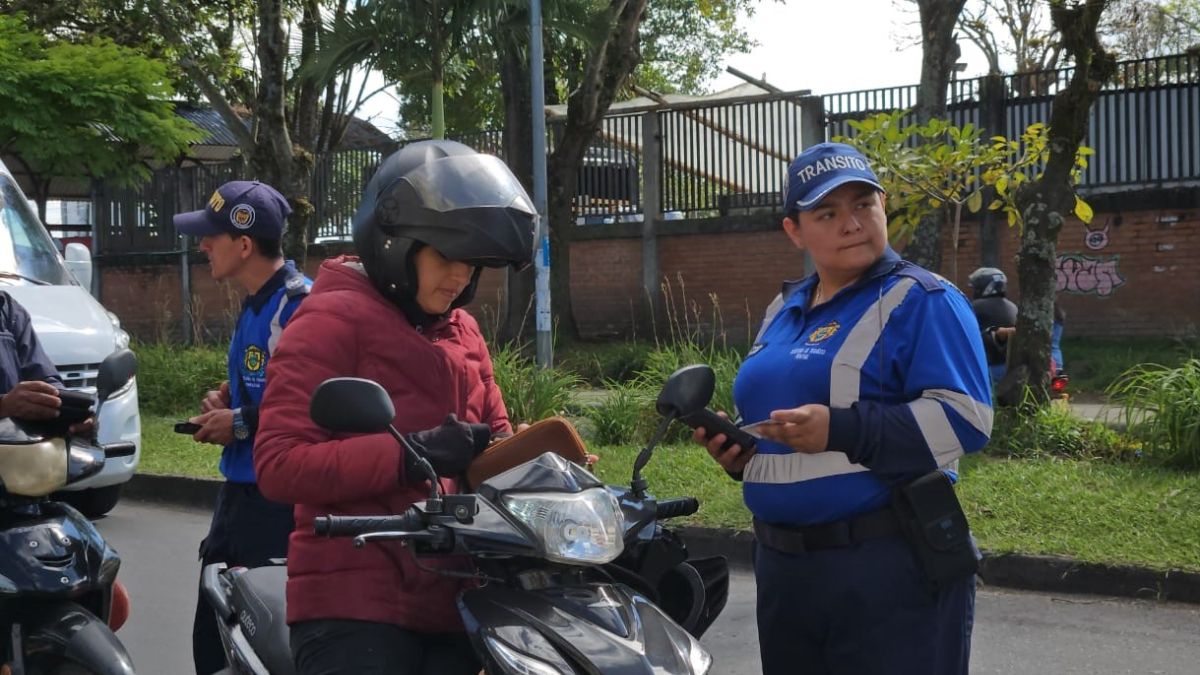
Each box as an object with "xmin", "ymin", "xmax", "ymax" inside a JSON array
[
  {"xmin": 174, "ymin": 422, "xmax": 203, "ymax": 435},
  {"xmin": 679, "ymin": 408, "xmax": 757, "ymax": 451}
]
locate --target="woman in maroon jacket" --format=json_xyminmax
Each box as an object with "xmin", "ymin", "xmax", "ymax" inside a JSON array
[{"xmin": 254, "ymin": 140, "xmax": 536, "ymax": 674}]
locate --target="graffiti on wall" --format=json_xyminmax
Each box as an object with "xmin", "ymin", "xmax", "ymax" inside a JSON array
[{"xmin": 1056, "ymin": 254, "xmax": 1126, "ymax": 297}]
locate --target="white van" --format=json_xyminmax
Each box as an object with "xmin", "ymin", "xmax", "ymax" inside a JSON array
[{"xmin": 0, "ymin": 159, "xmax": 140, "ymax": 517}]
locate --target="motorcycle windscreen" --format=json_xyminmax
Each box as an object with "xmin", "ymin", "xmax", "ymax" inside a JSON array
[{"xmin": 459, "ymin": 582, "xmax": 712, "ymax": 674}]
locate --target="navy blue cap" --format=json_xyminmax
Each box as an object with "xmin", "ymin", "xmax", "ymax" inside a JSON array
[
  {"xmin": 783, "ymin": 142, "xmax": 884, "ymax": 212},
  {"xmin": 173, "ymin": 180, "xmax": 292, "ymax": 238}
]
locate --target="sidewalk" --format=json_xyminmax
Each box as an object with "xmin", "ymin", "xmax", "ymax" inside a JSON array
[{"xmin": 124, "ymin": 472, "xmax": 1200, "ymax": 605}]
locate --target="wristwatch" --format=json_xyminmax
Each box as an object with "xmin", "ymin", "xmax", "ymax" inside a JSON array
[{"xmin": 232, "ymin": 408, "xmax": 250, "ymax": 441}]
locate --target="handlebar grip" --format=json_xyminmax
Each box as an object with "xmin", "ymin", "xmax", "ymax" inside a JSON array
[
  {"xmin": 655, "ymin": 497, "xmax": 699, "ymax": 520},
  {"xmin": 103, "ymin": 443, "xmax": 137, "ymax": 458},
  {"xmin": 313, "ymin": 512, "xmax": 422, "ymax": 537}
]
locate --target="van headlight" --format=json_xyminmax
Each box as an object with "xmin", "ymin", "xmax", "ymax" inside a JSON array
[
  {"xmin": 106, "ymin": 311, "xmax": 130, "ymax": 350},
  {"xmin": 503, "ymin": 488, "xmax": 624, "ymax": 565}
]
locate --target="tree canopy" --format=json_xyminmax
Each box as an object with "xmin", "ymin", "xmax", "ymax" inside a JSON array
[{"xmin": 0, "ymin": 14, "xmax": 200, "ymax": 195}]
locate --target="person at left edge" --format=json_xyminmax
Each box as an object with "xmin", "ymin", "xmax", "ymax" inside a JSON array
[{"xmin": 173, "ymin": 180, "xmax": 312, "ymax": 675}]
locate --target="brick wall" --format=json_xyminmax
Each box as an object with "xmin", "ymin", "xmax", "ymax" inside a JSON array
[{"xmin": 99, "ymin": 201, "xmax": 1200, "ymax": 344}]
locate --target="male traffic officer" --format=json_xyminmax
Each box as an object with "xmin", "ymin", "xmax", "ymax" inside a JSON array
[
  {"xmin": 696, "ymin": 143, "xmax": 992, "ymax": 675},
  {"xmin": 174, "ymin": 181, "xmax": 311, "ymax": 675}
]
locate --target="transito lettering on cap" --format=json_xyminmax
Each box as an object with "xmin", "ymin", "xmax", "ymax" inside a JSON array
[{"xmin": 795, "ymin": 154, "xmax": 869, "ymax": 184}]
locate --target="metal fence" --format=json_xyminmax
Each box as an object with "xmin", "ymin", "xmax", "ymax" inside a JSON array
[
  {"xmin": 93, "ymin": 53, "xmax": 1200, "ymax": 255},
  {"xmin": 827, "ymin": 52, "xmax": 1200, "ymax": 191}
]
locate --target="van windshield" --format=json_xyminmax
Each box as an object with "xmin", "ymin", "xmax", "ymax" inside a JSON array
[{"xmin": 0, "ymin": 176, "xmax": 70, "ymax": 286}]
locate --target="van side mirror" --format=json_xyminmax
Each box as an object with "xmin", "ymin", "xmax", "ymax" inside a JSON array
[
  {"xmin": 64, "ymin": 243, "xmax": 93, "ymax": 291},
  {"xmin": 655, "ymin": 364, "xmax": 715, "ymax": 419},
  {"xmin": 310, "ymin": 378, "xmax": 395, "ymax": 433},
  {"xmin": 97, "ymin": 349, "xmax": 137, "ymax": 402}
]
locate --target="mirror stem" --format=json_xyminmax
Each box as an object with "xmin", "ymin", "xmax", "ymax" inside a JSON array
[
  {"xmin": 386, "ymin": 426, "xmax": 443, "ymax": 509},
  {"xmin": 631, "ymin": 415, "xmax": 674, "ymax": 498}
]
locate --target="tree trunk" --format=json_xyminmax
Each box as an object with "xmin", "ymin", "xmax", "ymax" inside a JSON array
[
  {"xmin": 978, "ymin": 72, "xmax": 1007, "ymax": 268},
  {"xmin": 906, "ymin": 0, "xmax": 967, "ymax": 271},
  {"xmin": 256, "ymin": 0, "xmax": 313, "ymax": 266},
  {"xmin": 1000, "ymin": 0, "xmax": 1115, "ymax": 406},
  {"xmin": 498, "ymin": 36, "xmax": 536, "ymax": 345},
  {"xmin": 545, "ymin": 0, "xmax": 650, "ymax": 340}
]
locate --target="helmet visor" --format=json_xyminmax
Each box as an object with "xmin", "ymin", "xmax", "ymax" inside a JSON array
[{"xmin": 396, "ymin": 154, "xmax": 536, "ymax": 215}]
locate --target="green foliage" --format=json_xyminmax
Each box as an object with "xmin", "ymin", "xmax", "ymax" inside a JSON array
[
  {"xmin": 986, "ymin": 389, "xmax": 1141, "ymax": 462},
  {"xmin": 635, "ymin": 0, "xmax": 757, "ymax": 94},
  {"xmin": 836, "ymin": 111, "xmax": 1094, "ymax": 243},
  {"xmin": 134, "ymin": 341, "xmax": 227, "ymax": 417},
  {"xmin": 490, "ymin": 343, "xmax": 584, "ymax": 426},
  {"xmin": 558, "ymin": 341, "xmax": 655, "ymax": 386},
  {"xmin": 1108, "ymin": 359, "xmax": 1200, "ymax": 468},
  {"xmin": 1061, "ymin": 336, "xmax": 1200, "ymax": 395},
  {"xmin": 0, "ymin": 14, "xmax": 201, "ymax": 185},
  {"xmin": 583, "ymin": 379, "xmax": 655, "ymax": 446}
]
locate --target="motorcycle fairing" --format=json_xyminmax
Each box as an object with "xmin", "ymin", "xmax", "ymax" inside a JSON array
[
  {"xmin": 22, "ymin": 602, "xmax": 135, "ymax": 675},
  {"xmin": 0, "ymin": 502, "xmax": 118, "ymax": 598},
  {"xmin": 459, "ymin": 581, "xmax": 705, "ymax": 674}
]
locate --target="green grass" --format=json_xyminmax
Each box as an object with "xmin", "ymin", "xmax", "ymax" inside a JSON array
[
  {"xmin": 958, "ymin": 453, "xmax": 1200, "ymax": 572},
  {"xmin": 1062, "ymin": 336, "xmax": 1199, "ymax": 396},
  {"xmin": 141, "ymin": 415, "xmax": 223, "ymax": 478},
  {"xmin": 138, "ymin": 418, "xmax": 1200, "ymax": 572}
]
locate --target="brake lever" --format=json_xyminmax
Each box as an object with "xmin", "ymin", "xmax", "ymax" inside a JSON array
[{"xmin": 352, "ymin": 530, "xmax": 437, "ymax": 548}]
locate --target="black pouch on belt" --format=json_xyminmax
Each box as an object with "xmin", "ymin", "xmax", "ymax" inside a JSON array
[{"xmin": 891, "ymin": 470, "xmax": 978, "ymax": 589}]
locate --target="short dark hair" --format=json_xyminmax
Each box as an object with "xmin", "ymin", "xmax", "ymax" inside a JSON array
[
  {"xmin": 252, "ymin": 236, "xmax": 283, "ymax": 260},
  {"xmin": 226, "ymin": 232, "xmax": 283, "ymax": 260}
]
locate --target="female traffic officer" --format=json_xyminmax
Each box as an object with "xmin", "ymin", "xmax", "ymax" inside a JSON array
[
  {"xmin": 697, "ymin": 142, "xmax": 993, "ymax": 675},
  {"xmin": 253, "ymin": 140, "xmax": 535, "ymax": 674}
]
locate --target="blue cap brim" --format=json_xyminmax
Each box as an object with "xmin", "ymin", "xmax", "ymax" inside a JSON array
[
  {"xmin": 173, "ymin": 209, "xmax": 225, "ymax": 236},
  {"xmin": 795, "ymin": 175, "xmax": 885, "ymax": 211}
]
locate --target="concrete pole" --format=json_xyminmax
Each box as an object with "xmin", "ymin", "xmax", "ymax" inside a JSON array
[{"xmin": 530, "ymin": 0, "xmax": 552, "ymax": 368}]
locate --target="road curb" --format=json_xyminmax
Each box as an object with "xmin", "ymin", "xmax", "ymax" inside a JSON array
[{"xmin": 127, "ymin": 474, "xmax": 1200, "ymax": 605}]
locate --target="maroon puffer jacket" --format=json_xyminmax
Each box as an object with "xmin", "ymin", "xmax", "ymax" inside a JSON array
[{"xmin": 255, "ymin": 256, "xmax": 511, "ymax": 632}]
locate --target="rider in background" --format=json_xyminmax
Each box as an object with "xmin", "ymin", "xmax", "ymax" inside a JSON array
[
  {"xmin": 254, "ymin": 140, "xmax": 536, "ymax": 675},
  {"xmin": 968, "ymin": 267, "xmax": 1018, "ymax": 385}
]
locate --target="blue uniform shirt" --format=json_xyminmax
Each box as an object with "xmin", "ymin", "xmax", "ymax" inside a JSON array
[
  {"xmin": 221, "ymin": 262, "xmax": 310, "ymax": 483},
  {"xmin": 0, "ymin": 292, "xmax": 61, "ymax": 393},
  {"xmin": 734, "ymin": 249, "xmax": 992, "ymax": 526}
]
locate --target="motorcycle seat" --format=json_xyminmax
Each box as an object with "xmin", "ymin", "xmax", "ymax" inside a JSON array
[{"xmin": 231, "ymin": 565, "xmax": 295, "ymax": 675}]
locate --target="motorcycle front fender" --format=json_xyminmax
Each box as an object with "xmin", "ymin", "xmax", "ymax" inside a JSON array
[
  {"xmin": 24, "ymin": 602, "xmax": 135, "ymax": 675},
  {"xmin": 459, "ymin": 582, "xmax": 711, "ymax": 675}
]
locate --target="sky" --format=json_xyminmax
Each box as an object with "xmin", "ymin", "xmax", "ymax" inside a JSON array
[{"xmin": 354, "ymin": 0, "xmax": 995, "ymax": 135}]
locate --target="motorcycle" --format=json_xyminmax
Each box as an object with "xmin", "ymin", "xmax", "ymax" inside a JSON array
[
  {"xmin": 203, "ymin": 365, "xmax": 731, "ymax": 675},
  {"xmin": 0, "ymin": 349, "xmax": 139, "ymax": 675}
]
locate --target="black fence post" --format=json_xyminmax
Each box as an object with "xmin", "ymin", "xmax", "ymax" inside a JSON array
[
  {"xmin": 641, "ymin": 110, "xmax": 662, "ymax": 324},
  {"xmin": 979, "ymin": 72, "xmax": 1007, "ymax": 269}
]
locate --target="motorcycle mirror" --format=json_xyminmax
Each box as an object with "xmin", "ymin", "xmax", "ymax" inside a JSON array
[
  {"xmin": 97, "ymin": 349, "xmax": 137, "ymax": 402},
  {"xmin": 655, "ymin": 364, "xmax": 715, "ymax": 419},
  {"xmin": 310, "ymin": 378, "xmax": 395, "ymax": 433}
]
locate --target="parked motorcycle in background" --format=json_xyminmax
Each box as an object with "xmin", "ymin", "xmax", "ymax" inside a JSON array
[
  {"xmin": 203, "ymin": 366, "xmax": 731, "ymax": 675},
  {"xmin": 0, "ymin": 349, "xmax": 139, "ymax": 675}
]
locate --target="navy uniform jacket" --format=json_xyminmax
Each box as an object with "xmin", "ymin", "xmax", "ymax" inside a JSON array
[
  {"xmin": 734, "ymin": 249, "xmax": 992, "ymax": 526},
  {"xmin": 221, "ymin": 263, "xmax": 310, "ymax": 483},
  {"xmin": 0, "ymin": 291, "xmax": 61, "ymax": 394}
]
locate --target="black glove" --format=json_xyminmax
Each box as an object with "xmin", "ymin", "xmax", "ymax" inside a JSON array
[{"xmin": 400, "ymin": 414, "xmax": 492, "ymax": 483}]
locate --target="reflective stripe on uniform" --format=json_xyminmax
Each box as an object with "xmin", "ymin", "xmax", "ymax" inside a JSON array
[
  {"xmin": 743, "ymin": 277, "xmax": 991, "ymax": 484},
  {"xmin": 267, "ymin": 300, "xmax": 289, "ymax": 355}
]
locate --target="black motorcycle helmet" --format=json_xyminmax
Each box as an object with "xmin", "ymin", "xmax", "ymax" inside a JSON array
[
  {"xmin": 968, "ymin": 267, "xmax": 1008, "ymax": 299},
  {"xmin": 352, "ymin": 140, "xmax": 536, "ymax": 323}
]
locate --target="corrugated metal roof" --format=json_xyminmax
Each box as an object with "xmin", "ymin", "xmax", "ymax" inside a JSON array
[{"xmin": 174, "ymin": 104, "xmax": 394, "ymax": 150}]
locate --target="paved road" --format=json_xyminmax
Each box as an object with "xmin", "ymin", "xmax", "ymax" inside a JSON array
[{"xmin": 98, "ymin": 500, "xmax": 1200, "ymax": 674}]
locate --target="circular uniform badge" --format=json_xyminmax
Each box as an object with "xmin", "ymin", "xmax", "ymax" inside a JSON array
[{"xmin": 230, "ymin": 204, "xmax": 256, "ymax": 229}]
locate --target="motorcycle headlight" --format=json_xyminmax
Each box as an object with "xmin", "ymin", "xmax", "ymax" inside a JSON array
[
  {"xmin": 484, "ymin": 636, "xmax": 571, "ymax": 675},
  {"xmin": 503, "ymin": 488, "xmax": 624, "ymax": 565}
]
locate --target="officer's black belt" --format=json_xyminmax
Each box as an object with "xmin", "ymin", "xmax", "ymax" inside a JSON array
[{"xmin": 753, "ymin": 508, "xmax": 902, "ymax": 555}]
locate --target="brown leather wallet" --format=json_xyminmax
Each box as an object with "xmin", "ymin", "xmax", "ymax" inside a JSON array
[{"xmin": 466, "ymin": 416, "xmax": 590, "ymax": 490}]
